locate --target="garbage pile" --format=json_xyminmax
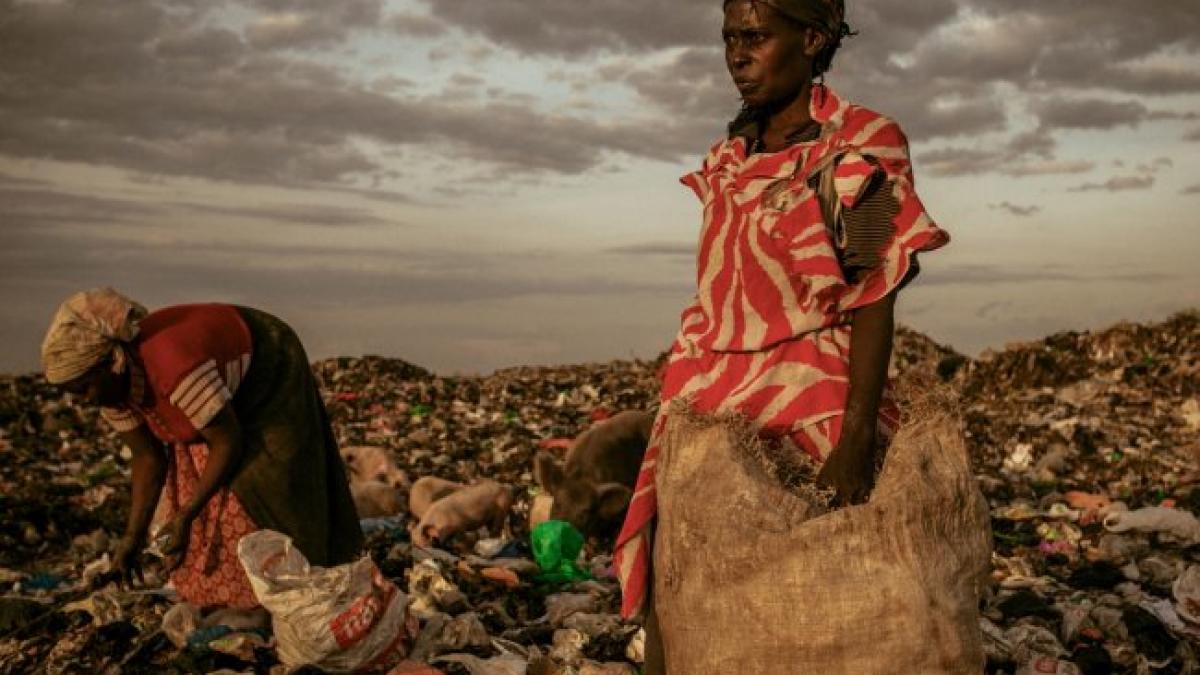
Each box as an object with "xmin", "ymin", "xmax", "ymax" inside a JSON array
[
  {"xmin": 0, "ymin": 309, "xmax": 1196, "ymax": 673},
  {"xmin": 960, "ymin": 310, "xmax": 1200, "ymax": 675}
]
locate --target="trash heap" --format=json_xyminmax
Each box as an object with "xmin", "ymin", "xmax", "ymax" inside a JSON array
[
  {"xmin": 0, "ymin": 309, "xmax": 1196, "ymax": 674},
  {"xmin": 960, "ymin": 310, "xmax": 1200, "ymax": 675}
]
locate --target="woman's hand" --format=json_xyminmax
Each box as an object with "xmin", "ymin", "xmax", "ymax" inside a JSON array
[
  {"xmin": 820, "ymin": 293, "xmax": 896, "ymax": 507},
  {"xmin": 158, "ymin": 514, "xmax": 193, "ymax": 572},
  {"xmin": 113, "ymin": 535, "xmax": 145, "ymax": 588},
  {"xmin": 816, "ymin": 433, "xmax": 876, "ymax": 506}
]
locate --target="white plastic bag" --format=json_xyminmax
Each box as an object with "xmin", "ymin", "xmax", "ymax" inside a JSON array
[
  {"xmin": 1104, "ymin": 507, "xmax": 1200, "ymax": 545},
  {"xmin": 238, "ymin": 530, "xmax": 417, "ymax": 672}
]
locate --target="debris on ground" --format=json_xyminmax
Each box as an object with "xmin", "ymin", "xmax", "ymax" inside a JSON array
[{"xmin": 0, "ymin": 310, "xmax": 1196, "ymax": 673}]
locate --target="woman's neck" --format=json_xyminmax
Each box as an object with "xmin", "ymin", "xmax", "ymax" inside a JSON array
[{"xmin": 760, "ymin": 82, "xmax": 814, "ymax": 150}]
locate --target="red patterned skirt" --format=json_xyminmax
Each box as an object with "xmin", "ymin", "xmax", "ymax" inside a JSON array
[{"xmin": 160, "ymin": 442, "xmax": 261, "ymax": 609}]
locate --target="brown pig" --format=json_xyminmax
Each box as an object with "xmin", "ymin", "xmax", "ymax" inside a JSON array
[
  {"xmin": 340, "ymin": 445, "xmax": 409, "ymax": 489},
  {"xmin": 408, "ymin": 476, "xmax": 465, "ymax": 520},
  {"xmin": 411, "ymin": 479, "xmax": 513, "ymax": 548},
  {"xmin": 534, "ymin": 410, "xmax": 653, "ymax": 537}
]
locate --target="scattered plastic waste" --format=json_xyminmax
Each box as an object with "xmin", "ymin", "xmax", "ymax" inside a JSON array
[
  {"xmin": 531, "ymin": 521, "xmax": 593, "ymax": 584},
  {"xmin": 2, "ymin": 312, "xmax": 1198, "ymax": 672},
  {"xmin": 1104, "ymin": 507, "xmax": 1200, "ymax": 545}
]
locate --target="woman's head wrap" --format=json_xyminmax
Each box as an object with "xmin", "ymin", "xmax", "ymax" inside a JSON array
[
  {"xmin": 724, "ymin": 0, "xmax": 847, "ymax": 38},
  {"xmin": 41, "ymin": 288, "xmax": 147, "ymax": 384},
  {"xmin": 723, "ymin": 0, "xmax": 852, "ymax": 78}
]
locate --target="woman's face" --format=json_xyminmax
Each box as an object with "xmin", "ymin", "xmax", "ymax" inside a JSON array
[
  {"xmin": 61, "ymin": 361, "xmax": 127, "ymax": 407},
  {"xmin": 723, "ymin": 1, "xmax": 821, "ymax": 109}
]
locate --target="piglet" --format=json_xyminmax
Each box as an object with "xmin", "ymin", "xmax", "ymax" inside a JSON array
[
  {"xmin": 350, "ymin": 480, "xmax": 405, "ymax": 518},
  {"xmin": 408, "ymin": 476, "xmax": 465, "ymax": 520},
  {"xmin": 411, "ymin": 479, "xmax": 513, "ymax": 549},
  {"xmin": 340, "ymin": 445, "xmax": 409, "ymax": 489},
  {"xmin": 534, "ymin": 409, "xmax": 654, "ymax": 538}
]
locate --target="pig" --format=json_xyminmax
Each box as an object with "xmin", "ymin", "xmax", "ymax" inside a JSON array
[
  {"xmin": 340, "ymin": 445, "xmax": 409, "ymax": 489},
  {"xmin": 411, "ymin": 479, "xmax": 513, "ymax": 549},
  {"xmin": 341, "ymin": 446, "xmax": 409, "ymax": 518},
  {"xmin": 408, "ymin": 476, "xmax": 465, "ymax": 520},
  {"xmin": 350, "ymin": 480, "xmax": 405, "ymax": 518},
  {"xmin": 534, "ymin": 410, "xmax": 654, "ymax": 537}
]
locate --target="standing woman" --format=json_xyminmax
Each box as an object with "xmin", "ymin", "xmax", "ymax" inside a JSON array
[
  {"xmin": 41, "ymin": 288, "xmax": 363, "ymax": 609},
  {"xmin": 613, "ymin": 0, "xmax": 949, "ymax": 669}
]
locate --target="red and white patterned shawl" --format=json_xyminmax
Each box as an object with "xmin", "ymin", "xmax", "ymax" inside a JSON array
[{"xmin": 613, "ymin": 85, "xmax": 949, "ymax": 618}]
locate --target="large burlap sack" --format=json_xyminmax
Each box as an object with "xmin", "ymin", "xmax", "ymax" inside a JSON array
[
  {"xmin": 653, "ymin": 403, "xmax": 992, "ymax": 674},
  {"xmin": 238, "ymin": 530, "xmax": 419, "ymax": 673}
]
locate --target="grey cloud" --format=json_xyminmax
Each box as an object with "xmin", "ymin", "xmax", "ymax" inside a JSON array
[
  {"xmin": 1185, "ymin": 127, "xmax": 1200, "ymax": 142},
  {"xmin": 932, "ymin": 1, "xmax": 1200, "ymax": 94},
  {"xmin": 2, "ymin": 0, "xmax": 1198, "ymax": 191},
  {"xmin": 917, "ymin": 147, "xmax": 1001, "ymax": 177},
  {"xmin": 1002, "ymin": 161, "xmax": 1096, "ymax": 178},
  {"xmin": 175, "ymin": 202, "xmax": 396, "ymax": 227},
  {"xmin": 1, "ymin": 183, "xmax": 401, "ymax": 232},
  {"xmin": 1183, "ymin": 184, "xmax": 1200, "ymax": 195},
  {"xmin": 1148, "ymin": 110, "xmax": 1200, "ymax": 121},
  {"xmin": 244, "ymin": 0, "xmax": 383, "ymax": 49},
  {"xmin": 989, "ymin": 202, "xmax": 1040, "ymax": 217},
  {"xmin": 1, "ymin": 186, "xmax": 163, "ymax": 228},
  {"xmin": 389, "ymin": 11, "xmax": 449, "ymax": 38},
  {"xmin": 0, "ymin": 0, "xmax": 716, "ymax": 187},
  {"xmin": 420, "ymin": 0, "xmax": 720, "ymax": 57},
  {"xmin": 1005, "ymin": 128, "xmax": 1056, "ymax": 159},
  {"xmin": 1068, "ymin": 175, "xmax": 1155, "ymax": 192},
  {"xmin": 620, "ymin": 48, "xmax": 737, "ymax": 122},
  {"xmin": 916, "ymin": 147, "xmax": 1094, "ymax": 179},
  {"xmin": 0, "ymin": 228, "xmax": 691, "ymax": 311},
  {"xmin": 1033, "ymin": 97, "xmax": 1148, "ymax": 131},
  {"xmin": 0, "ymin": 172, "xmax": 49, "ymax": 188},
  {"xmin": 856, "ymin": 85, "xmax": 1008, "ymax": 140}
]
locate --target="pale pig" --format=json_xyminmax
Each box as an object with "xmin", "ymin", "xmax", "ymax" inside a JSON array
[
  {"xmin": 411, "ymin": 479, "xmax": 513, "ymax": 548},
  {"xmin": 340, "ymin": 445, "xmax": 409, "ymax": 489},
  {"xmin": 350, "ymin": 480, "xmax": 405, "ymax": 519},
  {"xmin": 408, "ymin": 476, "xmax": 465, "ymax": 520}
]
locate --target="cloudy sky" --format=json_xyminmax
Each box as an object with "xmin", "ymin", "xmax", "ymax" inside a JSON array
[{"xmin": 2, "ymin": 0, "xmax": 1198, "ymax": 374}]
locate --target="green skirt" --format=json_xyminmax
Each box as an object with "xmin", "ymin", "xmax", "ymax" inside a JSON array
[{"xmin": 229, "ymin": 307, "xmax": 363, "ymax": 566}]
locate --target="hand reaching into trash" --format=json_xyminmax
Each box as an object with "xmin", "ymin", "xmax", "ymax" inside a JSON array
[
  {"xmin": 113, "ymin": 535, "xmax": 146, "ymax": 588},
  {"xmin": 158, "ymin": 514, "xmax": 193, "ymax": 572}
]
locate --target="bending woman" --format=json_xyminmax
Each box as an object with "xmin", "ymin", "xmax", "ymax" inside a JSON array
[
  {"xmin": 42, "ymin": 288, "xmax": 363, "ymax": 608},
  {"xmin": 613, "ymin": 0, "xmax": 949, "ymax": 669}
]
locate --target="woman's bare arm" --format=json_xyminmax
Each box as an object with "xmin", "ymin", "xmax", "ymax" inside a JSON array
[
  {"xmin": 816, "ymin": 292, "xmax": 895, "ymax": 504},
  {"xmin": 120, "ymin": 426, "xmax": 167, "ymax": 545}
]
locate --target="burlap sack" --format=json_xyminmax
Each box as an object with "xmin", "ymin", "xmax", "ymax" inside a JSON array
[{"xmin": 653, "ymin": 402, "xmax": 991, "ymax": 674}]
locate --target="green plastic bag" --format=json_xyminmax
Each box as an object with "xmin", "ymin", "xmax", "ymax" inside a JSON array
[{"xmin": 531, "ymin": 520, "xmax": 592, "ymax": 584}]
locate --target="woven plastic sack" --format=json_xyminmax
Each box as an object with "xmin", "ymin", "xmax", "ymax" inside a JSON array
[
  {"xmin": 652, "ymin": 403, "xmax": 992, "ymax": 674},
  {"xmin": 237, "ymin": 530, "xmax": 418, "ymax": 672}
]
